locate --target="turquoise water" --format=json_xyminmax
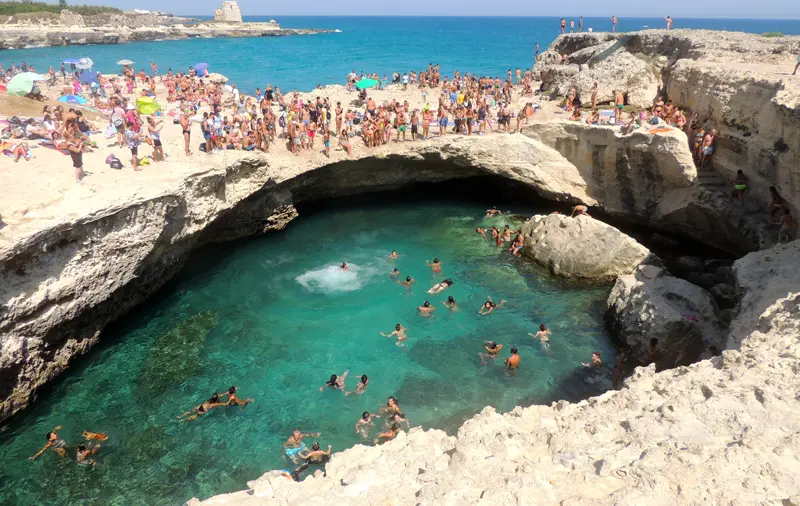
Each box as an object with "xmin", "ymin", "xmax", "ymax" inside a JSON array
[
  {"xmin": 4, "ymin": 16, "xmax": 800, "ymax": 93},
  {"xmin": 0, "ymin": 198, "xmax": 614, "ymax": 505}
]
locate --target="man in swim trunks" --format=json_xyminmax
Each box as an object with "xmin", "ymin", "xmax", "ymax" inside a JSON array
[
  {"xmin": 298, "ymin": 442, "xmax": 332, "ymax": 465},
  {"xmin": 418, "ymin": 301, "xmax": 435, "ymax": 316},
  {"xmin": 381, "ymin": 324, "xmax": 407, "ymax": 342},
  {"xmin": 509, "ymin": 233, "xmax": 525, "ymax": 256},
  {"xmin": 614, "ymin": 90, "xmax": 625, "ymax": 124},
  {"xmin": 221, "ymin": 386, "xmax": 253, "ymax": 407},
  {"xmin": 283, "ymin": 429, "xmax": 321, "ymax": 463},
  {"xmin": 700, "ymin": 128, "xmax": 716, "ymax": 169},
  {"xmin": 504, "ymin": 347, "xmax": 520, "ymax": 370},
  {"xmin": 582, "ymin": 351, "xmax": 603, "ymax": 369},
  {"xmin": 731, "ymin": 169, "xmax": 748, "ymax": 206},
  {"xmin": 320, "ymin": 370, "xmax": 349, "ymax": 392},
  {"xmin": 76, "ymin": 444, "xmax": 101, "ymax": 466},
  {"xmin": 611, "ymin": 15, "xmax": 618, "ymax": 33}
]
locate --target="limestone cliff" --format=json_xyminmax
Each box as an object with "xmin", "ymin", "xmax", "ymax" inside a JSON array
[
  {"xmin": 191, "ymin": 242, "xmax": 800, "ymax": 505},
  {"xmin": 536, "ymin": 30, "xmax": 800, "ymax": 241}
]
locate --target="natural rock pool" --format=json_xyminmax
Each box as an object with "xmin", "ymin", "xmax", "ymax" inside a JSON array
[{"xmin": 0, "ymin": 197, "xmax": 616, "ymax": 505}]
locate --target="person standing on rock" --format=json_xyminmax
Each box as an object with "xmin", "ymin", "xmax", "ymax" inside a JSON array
[
  {"xmin": 700, "ymin": 128, "xmax": 717, "ymax": 169},
  {"xmin": 569, "ymin": 20, "xmax": 575, "ymax": 33},
  {"xmin": 665, "ymin": 16, "xmax": 673, "ymax": 30},
  {"xmin": 591, "ymin": 82, "xmax": 598, "ymax": 110},
  {"xmin": 794, "ymin": 54, "xmax": 800, "ymax": 75},
  {"xmin": 578, "ymin": 16, "xmax": 584, "ymax": 32},
  {"xmin": 560, "ymin": 18, "xmax": 566, "ymax": 34},
  {"xmin": 614, "ymin": 90, "xmax": 625, "ymax": 124},
  {"xmin": 778, "ymin": 209, "xmax": 794, "ymax": 243},
  {"xmin": 611, "ymin": 15, "xmax": 619, "ymax": 33},
  {"xmin": 571, "ymin": 205, "xmax": 590, "ymax": 217}
]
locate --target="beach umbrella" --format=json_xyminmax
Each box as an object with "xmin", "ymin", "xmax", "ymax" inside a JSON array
[
  {"xmin": 75, "ymin": 57, "xmax": 94, "ymax": 70},
  {"xmin": 62, "ymin": 58, "xmax": 80, "ymax": 64},
  {"xmin": 78, "ymin": 70, "xmax": 98, "ymax": 86},
  {"xmin": 207, "ymin": 73, "xmax": 228, "ymax": 83},
  {"xmin": 58, "ymin": 95, "xmax": 89, "ymax": 105},
  {"xmin": 7, "ymin": 72, "xmax": 47, "ymax": 97},
  {"xmin": 116, "ymin": 59, "xmax": 134, "ymax": 66},
  {"xmin": 193, "ymin": 62, "xmax": 209, "ymax": 72},
  {"xmin": 136, "ymin": 96, "xmax": 161, "ymax": 115},
  {"xmin": 354, "ymin": 78, "xmax": 378, "ymax": 90}
]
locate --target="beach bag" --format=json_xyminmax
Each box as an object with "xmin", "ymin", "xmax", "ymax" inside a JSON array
[
  {"xmin": 278, "ymin": 116, "xmax": 286, "ymax": 128},
  {"xmin": 105, "ymin": 154, "xmax": 124, "ymax": 169}
]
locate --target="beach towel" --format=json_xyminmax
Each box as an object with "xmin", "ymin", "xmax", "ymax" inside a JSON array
[{"xmin": 38, "ymin": 141, "xmax": 70, "ymax": 155}]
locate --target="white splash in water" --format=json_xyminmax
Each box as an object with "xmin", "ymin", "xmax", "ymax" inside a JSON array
[{"xmin": 296, "ymin": 263, "xmax": 377, "ymax": 294}]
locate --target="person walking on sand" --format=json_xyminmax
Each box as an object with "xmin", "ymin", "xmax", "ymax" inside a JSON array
[{"xmin": 665, "ymin": 16, "xmax": 673, "ymax": 30}]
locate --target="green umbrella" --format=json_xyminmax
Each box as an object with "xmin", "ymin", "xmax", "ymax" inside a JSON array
[
  {"xmin": 7, "ymin": 72, "xmax": 46, "ymax": 97},
  {"xmin": 354, "ymin": 78, "xmax": 378, "ymax": 90}
]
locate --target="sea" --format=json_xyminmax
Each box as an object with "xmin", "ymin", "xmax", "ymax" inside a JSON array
[{"xmin": 3, "ymin": 16, "xmax": 800, "ymax": 93}]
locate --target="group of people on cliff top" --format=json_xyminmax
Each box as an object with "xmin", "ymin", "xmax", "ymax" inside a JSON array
[{"xmin": 557, "ymin": 15, "xmax": 674, "ymax": 34}]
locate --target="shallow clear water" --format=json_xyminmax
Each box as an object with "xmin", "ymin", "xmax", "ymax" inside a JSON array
[{"xmin": 0, "ymin": 200, "xmax": 614, "ymax": 505}]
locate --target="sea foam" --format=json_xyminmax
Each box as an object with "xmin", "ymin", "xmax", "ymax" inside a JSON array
[{"xmin": 296, "ymin": 263, "xmax": 376, "ymax": 294}]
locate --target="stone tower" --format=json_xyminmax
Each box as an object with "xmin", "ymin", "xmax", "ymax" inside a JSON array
[{"xmin": 214, "ymin": 1, "xmax": 243, "ymax": 23}]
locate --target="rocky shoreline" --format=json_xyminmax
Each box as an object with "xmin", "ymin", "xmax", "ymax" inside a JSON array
[
  {"xmin": 0, "ymin": 10, "xmax": 334, "ymax": 49},
  {"xmin": 1, "ymin": 28, "xmax": 799, "ymax": 505}
]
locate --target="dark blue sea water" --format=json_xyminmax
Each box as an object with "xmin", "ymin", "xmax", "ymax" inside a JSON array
[{"xmin": 3, "ymin": 16, "xmax": 800, "ymax": 93}]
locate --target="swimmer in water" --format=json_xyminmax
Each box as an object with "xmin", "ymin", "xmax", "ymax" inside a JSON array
[
  {"xmin": 320, "ymin": 369, "xmax": 350, "ymax": 392},
  {"xmin": 529, "ymin": 324, "xmax": 551, "ymax": 351},
  {"xmin": 221, "ymin": 386, "xmax": 253, "ymax": 407},
  {"xmin": 355, "ymin": 411, "xmax": 380, "ymax": 439},
  {"xmin": 418, "ymin": 300, "xmax": 435, "ymax": 316},
  {"xmin": 340, "ymin": 261, "xmax": 348, "ymax": 271},
  {"xmin": 503, "ymin": 225, "xmax": 512, "ymax": 241},
  {"xmin": 480, "ymin": 341, "xmax": 504, "ymax": 365},
  {"xmin": 442, "ymin": 295, "xmax": 458, "ymax": 310},
  {"xmin": 427, "ymin": 278, "xmax": 453, "ymax": 294},
  {"xmin": 476, "ymin": 227, "xmax": 487, "ymax": 239},
  {"xmin": 346, "ymin": 374, "xmax": 370, "ymax": 396},
  {"xmin": 486, "ymin": 206, "xmax": 501, "ymax": 217},
  {"xmin": 509, "ymin": 233, "xmax": 525, "ymax": 256},
  {"xmin": 505, "ymin": 346, "xmax": 520, "ymax": 370},
  {"xmin": 490, "ymin": 227, "xmax": 499, "ymax": 241},
  {"xmin": 389, "ymin": 250, "xmax": 399, "ymax": 260},
  {"xmin": 76, "ymin": 444, "xmax": 100, "ymax": 466},
  {"xmin": 380, "ymin": 396, "xmax": 401, "ymax": 416},
  {"xmin": 297, "ymin": 441, "xmax": 332, "ymax": 465},
  {"xmin": 82, "ymin": 431, "xmax": 109, "ymax": 441},
  {"xmin": 381, "ymin": 323, "xmax": 407, "ymax": 342},
  {"xmin": 390, "ymin": 267, "xmax": 400, "ymax": 279},
  {"xmin": 177, "ymin": 393, "xmax": 226, "ymax": 421},
  {"xmin": 426, "ymin": 257, "xmax": 442, "ymax": 273},
  {"xmin": 582, "ymin": 351, "xmax": 603, "ymax": 369},
  {"xmin": 374, "ymin": 413, "xmax": 408, "ymax": 444},
  {"xmin": 398, "ymin": 276, "xmax": 415, "ymax": 289},
  {"xmin": 283, "ymin": 429, "xmax": 321, "ymax": 462},
  {"xmin": 30, "ymin": 426, "xmax": 68, "ymax": 460},
  {"xmin": 479, "ymin": 297, "xmax": 506, "ymax": 315}
]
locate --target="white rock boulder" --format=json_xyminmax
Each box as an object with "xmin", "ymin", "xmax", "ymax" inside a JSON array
[{"xmin": 521, "ymin": 214, "xmax": 653, "ymax": 283}]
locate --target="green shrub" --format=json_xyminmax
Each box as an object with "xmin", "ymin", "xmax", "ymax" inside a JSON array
[
  {"xmin": 761, "ymin": 32, "xmax": 785, "ymax": 38},
  {"xmin": 0, "ymin": 1, "xmax": 121, "ymax": 16}
]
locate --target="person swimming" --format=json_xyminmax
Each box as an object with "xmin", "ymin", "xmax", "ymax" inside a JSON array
[
  {"xmin": 480, "ymin": 341, "xmax": 504, "ymax": 365},
  {"xmin": 582, "ymin": 351, "xmax": 603, "ymax": 370},
  {"xmin": 380, "ymin": 396, "xmax": 401, "ymax": 416},
  {"xmin": 320, "ymin": 369, "xmax": 350, "ymax": 392},
  {"xmin": 529, "ymin": 324, "xmax": 551, "ymax": 351},
  {"xmin": 390, "ymin": 267, "xmax": 400, "ymax": 279},
  {"xmin": 427, "ymin": 278, "xmax": 453, "ymax": 294},
  {"xmin": 389, "ymin": 250, "xmax": 399, "ymax": 260},
  {"xmin": 486, "ymin": 206, "xmax": 501, "ymax": 217},
  {"xmin": 381, "ymin": 324, "xmax": 407, "ymax": 342},
  {"xmin": 373, "ymin": 413, "xmax": 408, "ymax": 444},
  {"xmin": 503, "ymin": 225, "xmax": 512, "ymax": 241},
  {"xmin": 30, "ymin": 426, "xmax": 68, "ymax": 460},
  {"xmin": 76, "ymin": 444, "xmax": 100, "ymax": 466},
  {"xmin": 476, "ymin": 227, "xmax": 487, "ymax": 239},
  {"xmin": 426, "ymin": 257, "xmax": 442, "ymax": 273},
  {"xmin": 442, "ymin": 295, "xmax": 458, "ymax": 310},
  {"xmin": 505, "ymin": 346, "xmax": 520, "ymax": 370},
  {"xmin": 283, "ymin": 429, "xmax": 321, "ymax": 463},
  {"xmin": 177, "ymin": 393, "xmax": 226, "ymax": 421},
  {"xmin": 346, "ymin": 374, "xmax": 369, "ymax": 396},
  {"xmin": 418, "ymin": 300, "xmax": 435, "ymax": 316},
  {"xmin": 354, "ymin": 410, "xmax": 380, "ymax": 439},
  {"xmin": 398, "ymin": 276, "xmax": 415, "ymax": 289},
  {"xmin": 509, "ymin": 233, "xmax": 525, "ymax": 256},
  {"xmin": 340, "ymin": 261, "xmax": 348, "ymax": 271},
  {"xmin": 297, "ymin": 441, "xmax": 332, "ymax": 465},
  {"xmin": 221, "ymin": 386, "xmax": 253, "ymax": 407},
  {"xmin": 479, "ymin": 297, "xmax": 506, "ymax": 315}
]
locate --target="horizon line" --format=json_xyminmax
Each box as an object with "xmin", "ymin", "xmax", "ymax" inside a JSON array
[{"xmin": 175, "ymin": 14, "xmax": 800, "ymax": 21}]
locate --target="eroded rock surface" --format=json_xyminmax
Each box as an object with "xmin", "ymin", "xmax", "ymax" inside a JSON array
[
  {"xmin": 521, "ymin": 214, "xmax": 653, "ymax": 282},
  {"xmin": 606, "ymin": 265, "xmax": 725, "ymax": 368}
]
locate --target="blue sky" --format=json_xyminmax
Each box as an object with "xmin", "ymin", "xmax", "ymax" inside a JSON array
[{"xmin": 73, "ymin": 0, "xmax": 800, "ymax": 19}]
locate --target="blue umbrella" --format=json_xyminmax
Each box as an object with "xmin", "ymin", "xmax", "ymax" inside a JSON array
[
  {"xmin": 58, "ymin": 95, "xmax": 89, "ymax": 105},
  {"xmin": 193, "ymin": 62, "xmax": 209, "ymax": 71}
]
